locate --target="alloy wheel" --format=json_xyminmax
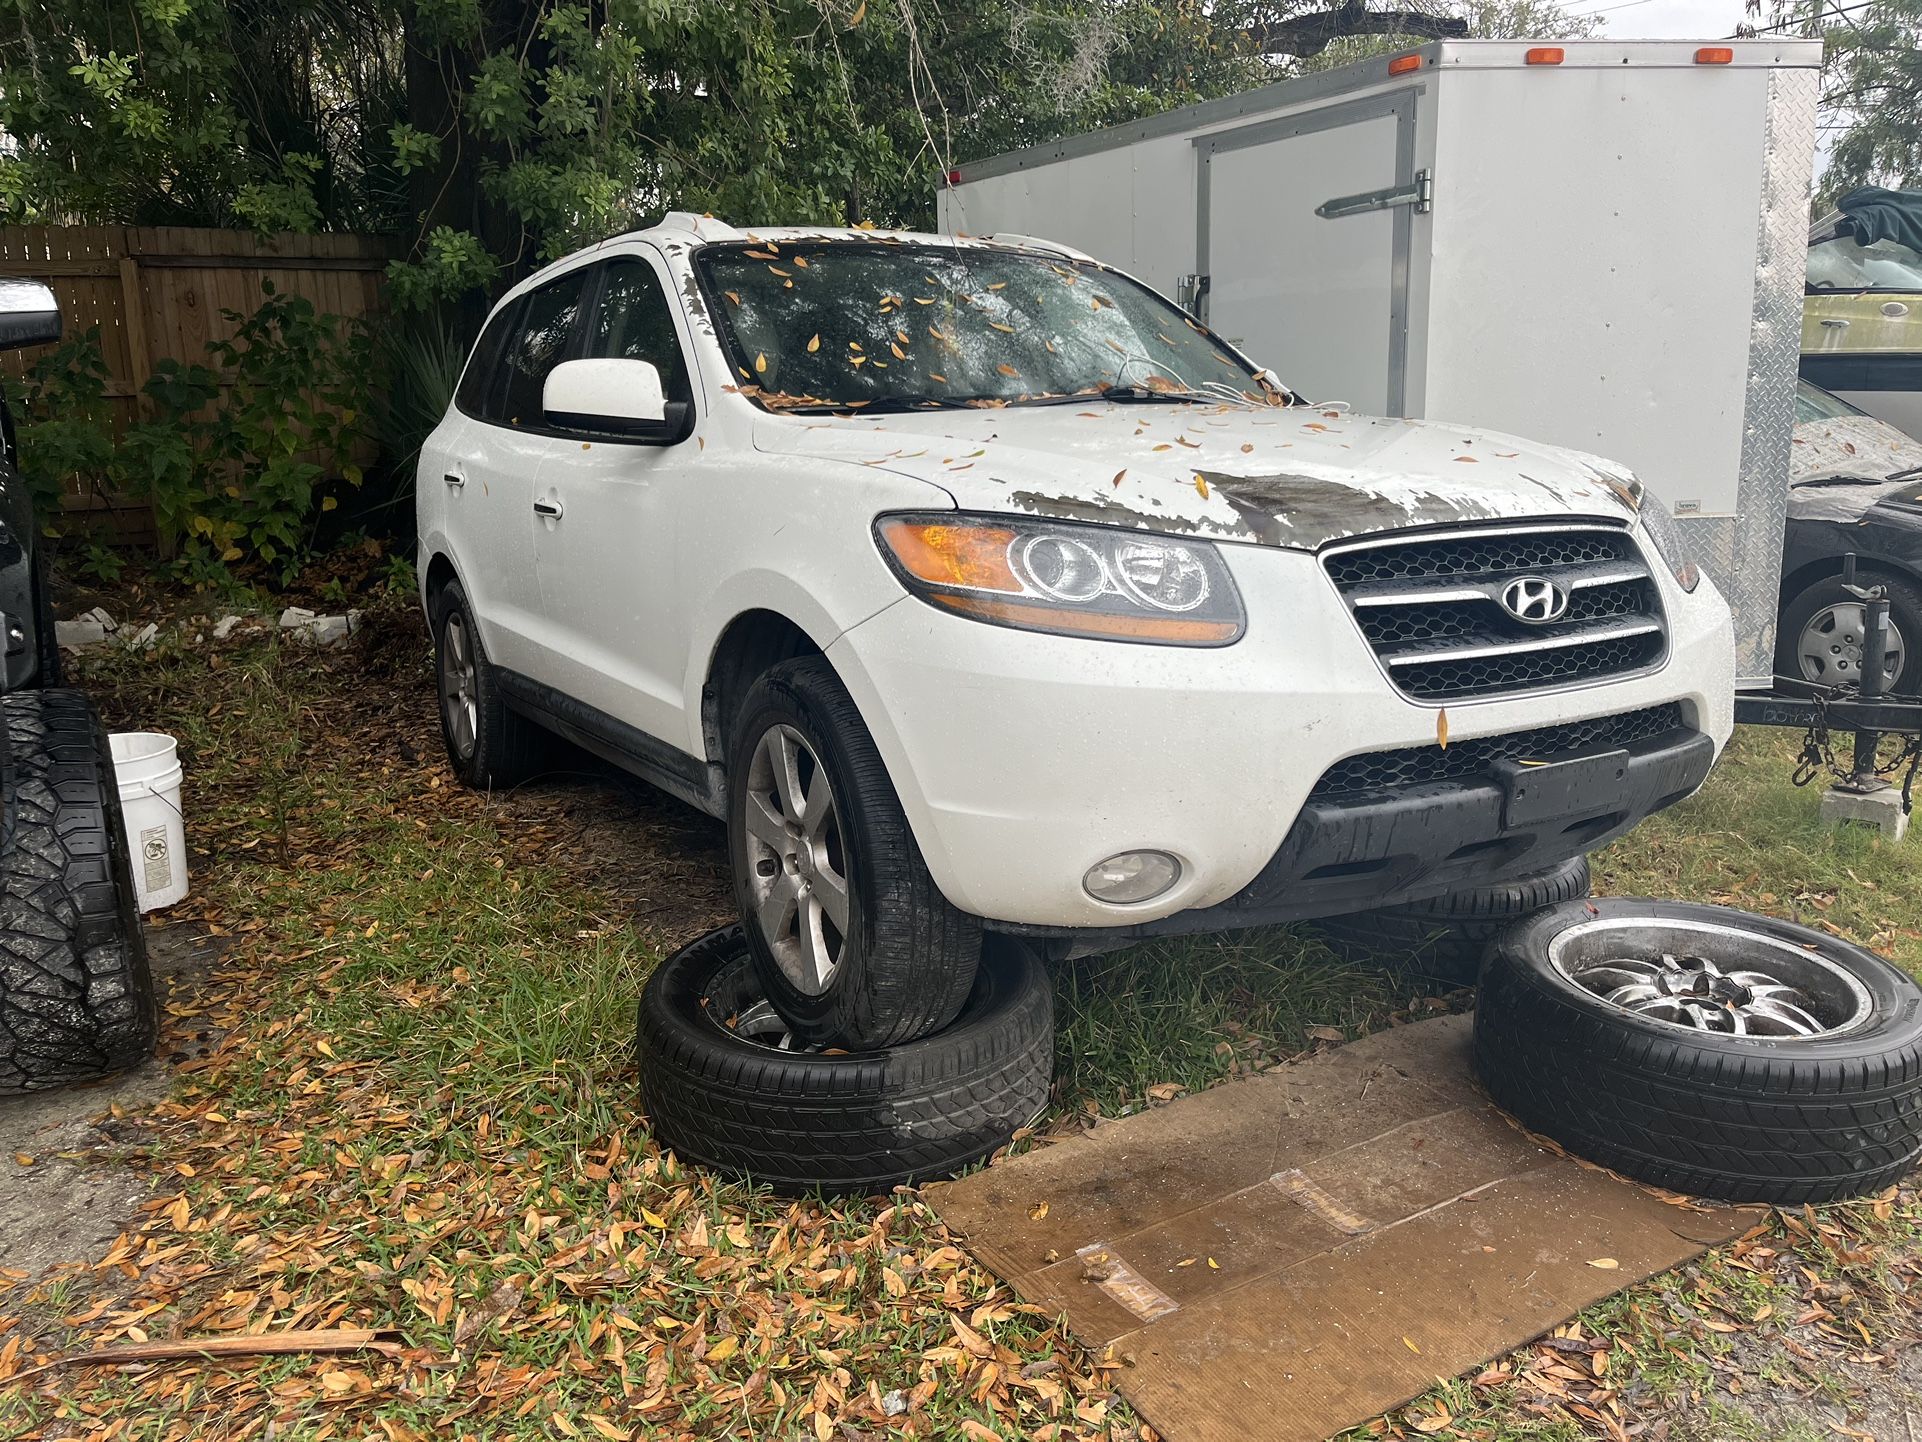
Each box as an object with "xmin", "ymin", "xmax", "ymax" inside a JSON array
[
  {"xmin": 1551, "ymin": 916, "xmax": 1873, "ymax": 1038},
  {"xmin": 440, "ymin": 613, "xmax": 479, "ymax": 762},
  {"xmin": 742, "ymin": 723, "xmax": 850, "ymax": 994}
]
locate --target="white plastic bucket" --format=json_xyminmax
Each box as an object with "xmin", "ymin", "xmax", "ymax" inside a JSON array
[{"xmin": 109, "ymin": 732, "xmax": 187, "ymax": 912}]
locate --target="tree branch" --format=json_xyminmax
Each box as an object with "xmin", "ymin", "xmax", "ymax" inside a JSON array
[{"xmin": 1242, "ymin": 2, "xmax": 1470, "ymax": 58}]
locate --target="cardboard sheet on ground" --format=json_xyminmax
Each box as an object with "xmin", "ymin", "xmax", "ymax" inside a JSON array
[{"xmin": 926, "ymin": 1015, "xmax": 1756, "ymax": 1442}]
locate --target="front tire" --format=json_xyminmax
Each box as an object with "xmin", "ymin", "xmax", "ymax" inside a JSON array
[
  {"xmin": 1777, "ymin": 568, "xmax": 1922, "ymax": 692},
  {"xmin": 430, "ymin": 581, "xmax": 553, "ymax": 790},
  {"xmin": 726, "ymin": 657, "xmax": 981, "ymax": 1049}
]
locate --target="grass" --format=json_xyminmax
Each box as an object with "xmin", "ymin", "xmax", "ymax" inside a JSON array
[{"xmin": 2, "ymin": 613, "xmax": 1920, "ymax": 1441}]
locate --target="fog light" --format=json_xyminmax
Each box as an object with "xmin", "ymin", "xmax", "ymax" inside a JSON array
[{"xmin": 1083, "ymin": 850, "xmax": 1181, "ymax": 905}]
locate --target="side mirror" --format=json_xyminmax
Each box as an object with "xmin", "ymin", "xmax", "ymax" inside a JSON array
[
  {"xmin": 544, "ymin": 357, "xmax": 692, "ymax": 444},
  {"xmin": 0, "ymin": 279, "xmax": 60, "ymax": 352}
]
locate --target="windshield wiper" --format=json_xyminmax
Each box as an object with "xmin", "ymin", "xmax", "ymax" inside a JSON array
[{"xmin": 1012, "ymin": 384, "xmax": 1218, "ymax": 408}]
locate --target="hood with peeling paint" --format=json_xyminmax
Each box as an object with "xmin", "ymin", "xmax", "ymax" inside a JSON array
[
  {"xmin": 753, "ymin": 401, "xmax": 1641, "ymax": 549},
  {"xmin": 1787, "ymin": 413, "xmax": 1922, "ymax": 524}
]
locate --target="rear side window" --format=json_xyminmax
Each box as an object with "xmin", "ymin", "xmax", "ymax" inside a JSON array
[
  {"xmin": 584, "ymin": 259, "xmax": 693, "ymax": 403},
  {"xmin": 497, "ymin": 272, "xmax": 589, "ymax": 427},
  {"xmin": 454, "ymin": 304, "xmax": 517, "ymax": 420}
]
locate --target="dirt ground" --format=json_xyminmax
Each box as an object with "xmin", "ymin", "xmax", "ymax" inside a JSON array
[{"xmin": 0, "ymin": 926, "xmax": 219, "ymax": 1282}]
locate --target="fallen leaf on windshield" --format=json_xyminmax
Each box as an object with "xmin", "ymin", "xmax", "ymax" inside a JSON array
[
  {"xmin": 890, "ymin": 343, "xmax": 906, "ymax": 359},
  {"xmin": 754, "ymin": 354, "xmax": 767, "ymax": 374},
  {"xmin": 806, "ymin": 334, "xmax": 820, "ymax": 353},
  {"xmin": 988, "ymin": 281, "xmax": 1007, "ymax": 290},
  {"xmin": 996, "ymin": 364, "xmax": 1020, "ymax": 377},
  {"xmin": 988, "ymin": 321, "xmax": 1015, "ymax": 334},
  {"xmin": 768, "ymin": 266, "xmax": 790, "ymax": 277},
  {"xmin": 929, "ymin": 372, "xmax": 948, "ymax": 382},
  {"xmin": 794, "ymin": 256, "xmax": 809, "ymax": 267},
  {"xmin": 724, "ymin": 291, "xmax": 741, "ymax": 306}
]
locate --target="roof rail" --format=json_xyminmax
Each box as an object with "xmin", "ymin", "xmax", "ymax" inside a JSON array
[
  {"xmin": 980, "ymin": 232, "xmax": 1095, "ymax": 262},
  {"xmin": 657, "ymin": 212, "xmax": 748, "ymax": 241}
]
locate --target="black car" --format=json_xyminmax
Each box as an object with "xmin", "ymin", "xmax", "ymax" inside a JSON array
[
  {"xmin": 0, "ymin": 279, "xmax": 155, "ymax": 1093},
  {"xmin": 1778, "ymin": 379, "xmax": 1922, "ymax": 691}
]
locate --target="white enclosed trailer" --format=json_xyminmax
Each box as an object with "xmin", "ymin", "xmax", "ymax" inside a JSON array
[{"xmin": 939, "ymin": 39, "xmax": 1823, "ymax": 686}]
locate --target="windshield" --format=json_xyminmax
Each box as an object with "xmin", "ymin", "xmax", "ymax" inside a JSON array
[
  {"xmin": 1807, "ymin": 233, "xmax": 1922, "ymax": 293},
  {"xmin": 696, "ymin": 240, "xmax": 1270, "ymax": 411},
  {"xmin": 1795, "ymin": 379, "xmax": 1868, "ymax": 423}
]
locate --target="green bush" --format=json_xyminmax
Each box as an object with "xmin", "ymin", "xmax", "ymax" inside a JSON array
[{"xmin": 5, "ymin": 283, "xmax": 373, "ymax": 587}]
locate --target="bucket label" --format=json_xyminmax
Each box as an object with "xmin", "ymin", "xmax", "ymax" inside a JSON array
[{"xmin": 140, "ymin": 825, "xmax": 171, "ymax": 895}]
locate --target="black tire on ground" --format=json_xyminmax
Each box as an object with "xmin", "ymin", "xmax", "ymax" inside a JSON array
[
  {"xmin": 637, "ymin": 924, "xmax": 1053, "ymax": 1193},
  {"xmin": 429, "ymin": 579, "xmax": 553, "ymax": 790},
  {"xmin": 0, "ymin": 689, "xmax": 154, "ymax": 1092},
  {"xmin": 726, "ymin": 656, "xmax": 981, "ymax": 1050},
  {"xmin": 1476, "ymin": 897, "xmax": 1922, "ymax": 1204},
  {"xmin": 1316, "ymin": 855, "xmax": 1591, "ymax": 985},
  {"xmin": 1776, "ymin": 567, "xmax": 1922, "ymax": 693}
]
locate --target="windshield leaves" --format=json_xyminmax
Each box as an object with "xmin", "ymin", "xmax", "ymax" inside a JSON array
[{"xmin": 699, "ymin": 240, "xmax": 1274, "ymax": 413}]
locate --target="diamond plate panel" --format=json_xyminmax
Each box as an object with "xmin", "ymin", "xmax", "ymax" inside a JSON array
[{"xmin": 1676, "ymin": 65, "xmax": 1819, "ymax": 687}]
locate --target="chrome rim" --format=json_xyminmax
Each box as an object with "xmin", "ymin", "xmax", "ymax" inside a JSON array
[
  {"xmin": 1550, "ymin": 916, "xmax": 1873, "ymax": 1039},
  {"xmin": 727, "ymin": 998, "xmax": 799, "ymax": 1051},
  {"xmin": 440, "ymin": 613, "xmax": 478, "ymax": 761},
  {"xmin": 741, "ymin": 724, "xmax": 850, "ymax": 995},
  {"xmin": 697, "ymin": 954, "xmax": 817, "ymax": 1052},
  {"xmin": 1797, "ymin": 601, "xmax": 1905, "ymax": 687}
]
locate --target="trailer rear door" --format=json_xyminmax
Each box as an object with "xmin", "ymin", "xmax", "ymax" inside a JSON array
[{"xmin": 1199, "ymin": 91, "xmax": 1418, "ymax": 415}]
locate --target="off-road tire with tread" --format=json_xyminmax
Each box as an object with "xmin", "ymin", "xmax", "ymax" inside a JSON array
[
  {"xmin": 1317, "ymin": 855, "xmax": 1591, "ymax": 985},
  {"xmin": 1476, "ymin": 897, "xmax": 1922, "ymax": 1204},
  {"xmin": 727, "ymin": 657, "xmax": 981, "ymax": 1050},
  {"xmin": 637, "ymin": 924, "xmax": 1053, "ymax": 1194},
  {"xmin": 431, "ymin": 579, "xmax": 554, "ymax": 790},
  {"xmin": 0, "ymin": 689, "xmax": 154, "ymax": 1092}
]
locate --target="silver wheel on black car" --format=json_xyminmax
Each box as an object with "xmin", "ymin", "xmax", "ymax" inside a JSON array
[
  {"xmin": 1476, "ymin": 898, "xmax": 1922, "ymax": 1204},
  {"xmin": 1778, "ymin": 570, "xmax": 1922, "ymax": 693}
]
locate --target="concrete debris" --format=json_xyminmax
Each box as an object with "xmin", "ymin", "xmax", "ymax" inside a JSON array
[
  {"xmin": 278, "ymin": 607, "xmax": 362, "ymax": 647},
  {"xmin": 122, "ymin": 622, "xmax": 158, "ymax": 652},
  {"xmin": 55, "ymin": 606, "xmax": 116, "ymax": 650},
  {"xmin": 212, "ymin": 615, "xmax": 244, "ymax": 640}
]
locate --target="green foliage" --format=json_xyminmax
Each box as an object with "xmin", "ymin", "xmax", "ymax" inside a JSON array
[
  {"xmin": 1812, "ymin": 0, "xmax": 1922, "ymax": 202},
  {"xmin": 7, "ymin": 285, "xmax": 372, "ymax": 588},
  {"xmin": 7, "ymin": 331, "xmax": 117, "ymax": 520}
]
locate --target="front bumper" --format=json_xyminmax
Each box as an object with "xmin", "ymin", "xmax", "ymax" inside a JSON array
[
  {"xmin": 827, "ymin": 534, "xmax": 1734, "ymax": 930},
  {"xmin": 996, "ymin": 715, "xmax": 1714, "ymax": 941}
]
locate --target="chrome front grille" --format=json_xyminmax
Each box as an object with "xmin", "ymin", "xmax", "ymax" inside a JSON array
[{"xmin": 1324, "ymin": 524, "xmax": 1667, "ymax": 702}]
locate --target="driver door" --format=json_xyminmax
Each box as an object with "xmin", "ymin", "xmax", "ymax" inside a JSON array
[{"xmin": 530, "ymin": 251, "xmax": 702, "ymax": 749}]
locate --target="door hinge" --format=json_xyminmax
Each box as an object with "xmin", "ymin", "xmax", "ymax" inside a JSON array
[
  {"xmin": 1316, "ymin": 169, "xmax": 1433, "ymax": 220},
  {"xmin": 1176, "ymin": 273, "xmax": 1211, "ymax": 317}
]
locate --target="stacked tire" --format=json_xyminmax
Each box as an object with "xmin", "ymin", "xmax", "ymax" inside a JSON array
[
  {"xmin": 633, "ymin": 654, "xmax": 1053, "ymax": 1195},
  {"xmin": 0, "ymin": 689, "xmax": 156, "ymax": 1092}
]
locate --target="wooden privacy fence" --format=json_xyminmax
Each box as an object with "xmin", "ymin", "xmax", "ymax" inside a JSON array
[{"xmin": 0, "ymin": 225, "xmax": 394, "ymax": 537}]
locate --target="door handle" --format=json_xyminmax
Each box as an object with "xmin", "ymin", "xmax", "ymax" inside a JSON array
[
  {"xmin": 533, "ymin": 497, "xmax": 564, "ymax": 520},
  {"xmin": 443, "ymin": 471, "xmax": 465, "ymax": 487}
]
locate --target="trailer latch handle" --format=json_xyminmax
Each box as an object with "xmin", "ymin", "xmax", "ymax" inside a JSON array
[{"xmin": 1316, "ymin": 169, "xmax": 1433, "ymax": 219}]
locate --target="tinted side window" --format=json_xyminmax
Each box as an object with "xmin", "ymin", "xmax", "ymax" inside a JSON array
[
  {"xmin": 585, "ymin": 260, "xmax": 692, "ymax": 403},
  {"xmin": 454, "ymin": 302, "xmax": 518, "ymax": 420},
  {"xmin": 498, "ymin": 273, "xmax": 588, "ymax": 427}
]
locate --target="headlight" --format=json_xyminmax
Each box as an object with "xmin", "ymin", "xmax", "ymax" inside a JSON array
[
  {"xmin": 874, "ymin": 513, "xmax": 1245, "ymax": 645},
  {"xmin": 1634, "ymin": 491, "xmax": 1701, "ymax": 593}
]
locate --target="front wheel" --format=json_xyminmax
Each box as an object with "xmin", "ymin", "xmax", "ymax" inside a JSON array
[
  {"xmin": 430, "ymin": 580, "xmax": 555, "ymax": 790},
  {"xmin": 1777, "ymin": 569, "xmax": 1922, "ymax": 692},
  {"xmin": 726, "ymin": 657, "xmax": 981, "ymax": 1050}
]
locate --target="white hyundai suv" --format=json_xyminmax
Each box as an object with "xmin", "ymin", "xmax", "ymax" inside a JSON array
[{"xmin": 418, "ymin": 213, "xmax": 1736, "ymax": 1050}]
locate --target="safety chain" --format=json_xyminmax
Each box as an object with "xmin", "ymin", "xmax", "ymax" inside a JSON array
[{"xmin": 1791, "ymin": 691, "xmax": 1922, "ymax": 813}]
